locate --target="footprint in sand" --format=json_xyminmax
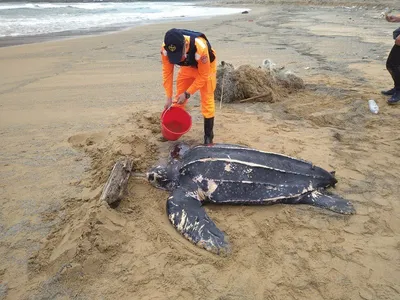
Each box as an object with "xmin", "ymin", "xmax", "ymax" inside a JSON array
[{"xmin": 67, "ymin": 132, "xmax": 108, "ymax": 148}]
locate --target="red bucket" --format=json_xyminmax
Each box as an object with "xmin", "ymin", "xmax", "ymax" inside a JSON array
[{"xmin": 160, "ymin": 106, "xmax": 192, "ymax": 141}]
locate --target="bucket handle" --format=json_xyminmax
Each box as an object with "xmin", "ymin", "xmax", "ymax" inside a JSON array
[
  {"xmin": 161, "ymin": 104, "xmax": 175, "ymax": 122},
  {"xmin": 161, "ymin": 105, "xmax": 170, "ymax": 120}
]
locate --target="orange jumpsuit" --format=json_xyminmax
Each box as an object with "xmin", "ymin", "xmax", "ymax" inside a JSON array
[{"xmin": 161, "ymin": 35, "xmax": 217, "ymax": 119}]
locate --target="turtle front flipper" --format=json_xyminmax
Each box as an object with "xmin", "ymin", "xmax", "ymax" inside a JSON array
[
  {"xmin": 166, "ymin": 188, "xmax": 230, "ymax": 255},
  {"xmin": 296, "ymin": 190, "xmax": 356, "ymax": 215}
]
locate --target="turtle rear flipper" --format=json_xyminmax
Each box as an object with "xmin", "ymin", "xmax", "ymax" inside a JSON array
[
  {"xmin": 296, "ymin": 190, "xmax": 356, "ymax": 215},
  {"xmin": 166, "ymin": 188, "xmax": 230, "ymax": 255}
]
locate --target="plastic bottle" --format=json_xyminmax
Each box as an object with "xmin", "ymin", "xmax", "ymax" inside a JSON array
[{"xmin": 368, "ymin": 99, "xmax": 379, "ymax": 114}]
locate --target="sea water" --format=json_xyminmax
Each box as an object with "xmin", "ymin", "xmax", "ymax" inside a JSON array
[{"xmin": 0, "ymin": 2, "xmax": 248, "ymax": 38}]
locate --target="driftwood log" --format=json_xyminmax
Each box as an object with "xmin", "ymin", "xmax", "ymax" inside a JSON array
[
  {"xmin": 100, "ymin": 158, "xmax": 133, "ymax": 205},
  {"xmin": 239, "ymin": 93, "xmax": 272, "ymax": 103}
]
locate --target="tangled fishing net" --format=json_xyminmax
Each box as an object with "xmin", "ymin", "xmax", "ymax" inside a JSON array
[{"xmin": 215, "ymin": 59, "xmax": 305, "ymax": 104}]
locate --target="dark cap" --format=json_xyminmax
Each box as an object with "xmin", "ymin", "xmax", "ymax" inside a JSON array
[{"xmin": 164, "ymin": 28, "xmax": 185, "ymax": 64}]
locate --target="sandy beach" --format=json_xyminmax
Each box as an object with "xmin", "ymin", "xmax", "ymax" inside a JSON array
[{"xmin": 1, "ymin": 1, "xmax": 400, "ymax": 299}]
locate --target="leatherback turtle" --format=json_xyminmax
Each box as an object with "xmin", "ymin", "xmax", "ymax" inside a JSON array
[{"xmin": 146, "ymin": 143, "xmax": 355, "ymax": 255}]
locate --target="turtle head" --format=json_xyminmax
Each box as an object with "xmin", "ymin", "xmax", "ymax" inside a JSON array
[{"xmin": 146, "ymin": 163, "xmax": 178, "ymax": 191}]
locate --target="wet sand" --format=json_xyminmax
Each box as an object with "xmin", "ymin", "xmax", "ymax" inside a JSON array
[{"xmin": 0, "ymin": 2, "xmax": 399, "ymax": 300}]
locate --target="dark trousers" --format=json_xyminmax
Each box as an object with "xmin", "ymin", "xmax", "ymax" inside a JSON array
[{"xmin": 386, "ymin": 44, "xmax": 400, "ymax": 88}]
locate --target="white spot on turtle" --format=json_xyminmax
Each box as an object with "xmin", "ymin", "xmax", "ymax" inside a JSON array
[
  {"xmin": 301, "ymin": 182, "xmax": 314, "ymax": 194},
  {"xmin": 176, "ymin": 210, "xmax": 191, "ymax": 232},
  {"xmin": 193, "ymin": 174, "xmax": 204, "ymax": 182},
  {"xmin": 195, "ymin": 178, "xmax": 219, "ymax": 201},
  {"xmin": 241, "ymin": 180, "xmax": 253, "ymax": 184},
  {"xmin": 197, "ymin": 189, "xmax": 207, "ymax": 201},
  {"xmin": 206, "ymin": 179, "xmax": 218, "ymax": 196},
  {"xmin": 186, "ymin": 191, "xmax": 198, "ymax": 199}
]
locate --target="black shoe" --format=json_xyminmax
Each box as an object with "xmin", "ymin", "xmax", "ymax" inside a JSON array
[
  {"xmin": 387, "ymin": 90, "xmax": 400, "ymax": 104},
  {"xmin": 204, "ymin": 117, "xmax": 214, "ymax": 145},
  {"xmin": 381, "ymin": 88, "xmax": 396, "ymax": 96}
]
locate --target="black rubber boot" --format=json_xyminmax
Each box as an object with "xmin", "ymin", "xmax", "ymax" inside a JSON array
[
  {"xmin": 204, "ymin": 117, "xmax": 214, "ymax": 145},
  {"xmin": 381, "ymin": 87, "xmax": 396, "ymax": 96}
]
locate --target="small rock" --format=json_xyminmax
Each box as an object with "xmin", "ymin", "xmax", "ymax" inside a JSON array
[
  {"xmin": 333, "ymin": 132, "xmax": 342, "ymax": 142},
  {"xmin": 359, "ymin": 289, "xmax": 373, "ymax": 300},
  {"xmin": 242, "ymin": 10, "xmax": 249, "ymax": 14}
]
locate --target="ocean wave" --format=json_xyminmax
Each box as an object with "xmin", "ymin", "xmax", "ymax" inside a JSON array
[
  {"xmin": 0, "ymin": 2, "xmax": 248, "ymax": 37},
  {"xmin": 0, "ymin": 2, "xmax": 194, "ymax": 10}
]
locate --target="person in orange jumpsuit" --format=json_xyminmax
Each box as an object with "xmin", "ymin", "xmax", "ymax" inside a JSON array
[{"xmin": 161, "ymin": 28, "xmax": 217, "ymax": 145}]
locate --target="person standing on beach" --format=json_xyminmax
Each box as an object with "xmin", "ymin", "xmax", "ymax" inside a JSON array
[
  {"xmin": 160, "ymin": 28, "xmax": 217, "ymax": 145},
  {"xmin": 382, "ymin": 13, "xmax": 400, "ymax": 104}
]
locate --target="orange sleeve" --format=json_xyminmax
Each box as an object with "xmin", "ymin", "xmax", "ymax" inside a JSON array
[
  {"xmin": 161, "ymin": 44, "xmax": 174, "ymax": 98},
  {"xmin": 186, "ymin": 38, "xmax": 210, "ymax": 95}
]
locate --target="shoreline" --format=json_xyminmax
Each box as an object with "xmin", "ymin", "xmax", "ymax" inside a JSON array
[
  {"xmin": 2, "ymin": 0, "xmax": 396, "ymax": 49},
  {"xmin": 0, "ymin": 2, "xmax": 251, "ymax": 48}
]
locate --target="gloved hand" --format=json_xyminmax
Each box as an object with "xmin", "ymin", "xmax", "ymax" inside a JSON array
[
  {"xmin": 164, "ymin": 97, "xmax": 172, "ymax": 109},
  {"xmin": 386, "ymin": 14, "xmax": 400, "ymax": 22},
  {"xmin": 176, "ymin": 92, "xmax": 188, "ymax": 104}
]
